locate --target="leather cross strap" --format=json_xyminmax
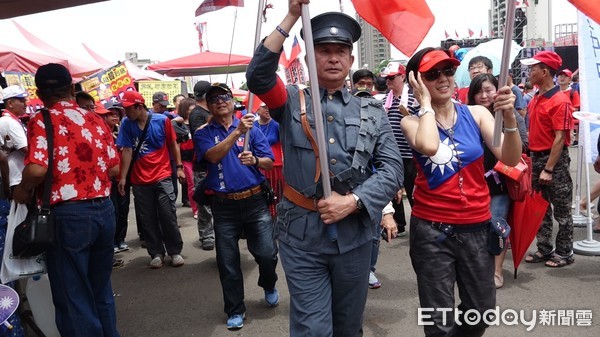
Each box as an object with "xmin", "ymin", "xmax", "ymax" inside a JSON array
[
  {"xmin": 283, "ymin": 185, "xmax": 318, "ymax": 211},
  {"xmin": 298, "ymin": 89, "xmax": 321, "ymax": 183}
]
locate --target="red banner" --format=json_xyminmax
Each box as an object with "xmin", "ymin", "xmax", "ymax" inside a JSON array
[{"xmin": 195, "ymin": 0, "xmax": 244, "ymax": 17}]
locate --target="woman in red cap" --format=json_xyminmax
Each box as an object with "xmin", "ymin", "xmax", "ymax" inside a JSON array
[{"xmin": 401, "ymin": 47, "xmax": 522, "ymax": 336}]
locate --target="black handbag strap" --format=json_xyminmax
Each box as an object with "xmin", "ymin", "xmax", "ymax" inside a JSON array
[
  {"xmin": 40, "ymin": 108, "xmax": 53, "ymax": 212},
  {"xmin": 128, "ymin": 112, "xmax": 152, "ymax": 176}
]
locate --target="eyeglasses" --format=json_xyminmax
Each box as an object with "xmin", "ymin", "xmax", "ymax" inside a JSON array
[
  {"xmin": 385, "ymin": 75, "xmax": 398, "ymax": 81},
  {"xmin": 468, "ymin": 64, "xmax": 487, "ymax": 72},
  {"xmin": 421, "ymin": 67, "xmax": 456, "ymax": 82},
  {"xmin": 207, "ymin": 94, "xmax": 233, "ymax": 104}
]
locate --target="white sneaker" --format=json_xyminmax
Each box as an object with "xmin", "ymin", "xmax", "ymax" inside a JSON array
[
  {"xmin": 149, "ymin": 254, "xmax": 164, "ymax": 269},
  {"xmin": 369, "ymin": 271, "xmax": 381, "ymax": 289},
  {"xmin": 171, "ymin": 254, "xmax": 184, "ymax": 267}
]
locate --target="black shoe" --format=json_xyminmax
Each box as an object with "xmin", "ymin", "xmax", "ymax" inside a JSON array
[
  {"xmin": 181, "ymin": 201, "xmax": 191, "ymax": 207},
  {"xmin": 112, "ymin": 259, "xmax": 125, "ymax": 270},
  {"xmin": 201, "ymin": 240, "xmax": 215, "ymax": 251}
]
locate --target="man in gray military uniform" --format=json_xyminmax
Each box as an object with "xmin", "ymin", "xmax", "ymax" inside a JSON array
[{"xmin": 246, "ymin": 1, "xmax": 403, "ymax": 336}]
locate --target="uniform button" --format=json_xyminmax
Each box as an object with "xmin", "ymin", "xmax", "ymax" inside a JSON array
[
  {"xmin": 329, "ymin": 138, "xmax": 335, "ymax": 144},
  {"xmin": 327, "ymin": 115, "xmax": 334, "ymax": 122},
  {"xmin": 330, "ymin": 159, "xmax": 337, "ymax": 165}
]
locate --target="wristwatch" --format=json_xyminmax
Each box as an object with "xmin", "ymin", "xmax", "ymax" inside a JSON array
[
  {"xmin": 352, "ymin": 193, "xmax": 364, "ymax": 210},
  {"xmin": 418, "ymin": 107, "xmax": 435, "ymax": 117},
  {"xmin": 176, "ymin": 164, "xmax": 184, "ymax": 169}
]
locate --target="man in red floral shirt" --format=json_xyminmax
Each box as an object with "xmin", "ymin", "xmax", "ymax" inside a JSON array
[{"xmin": 13, "ymin": 63, "xmax": 121, "ymax": 337}]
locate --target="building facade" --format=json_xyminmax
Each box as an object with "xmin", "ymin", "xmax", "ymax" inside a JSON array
[{"xmin": 356, "ymin": 16, "xmax": 391, "ymax": 72}]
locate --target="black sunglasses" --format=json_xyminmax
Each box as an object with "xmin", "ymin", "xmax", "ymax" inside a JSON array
[
  {"xmin": 421, "ymin": 67, "xmax": 457, "ymax": 82},
  {"xmin": 207, "ymin": 94, "xmax": 233, "ymax": 104},
  {"xmin": 386, "ymin": 75, "xmax": 398, "ymax": 81}
]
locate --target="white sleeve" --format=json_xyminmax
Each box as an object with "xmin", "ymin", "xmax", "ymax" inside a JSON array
[{"xmin": 382, "ymin": 201, "xmax": 395, "ymax": 215}]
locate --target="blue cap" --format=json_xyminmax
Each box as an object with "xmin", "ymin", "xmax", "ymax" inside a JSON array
[{"xmin": 300, "ymin": 12, "xmax": 361, "ymax": 47}]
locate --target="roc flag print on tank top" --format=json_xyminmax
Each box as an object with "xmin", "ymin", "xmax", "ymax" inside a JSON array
[{"xmin": 411, "ymin": 104, "xmax": 491, "ymax": 225}]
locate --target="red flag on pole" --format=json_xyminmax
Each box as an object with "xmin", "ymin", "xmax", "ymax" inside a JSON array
[
  {"xmin": 288, "ymin": 36, "xmax": 302, "ymax": 65},
  {"xmin": 468, "ymin": 28, "xmax": 474, "ymax": 37},
  {"xmin": 195, "ymin": 22, "xmax": 207, "ymax": 52},
  {"xmin": 569, "ymin": 0, "xmax": 600, "ymax": 24},
  {"xmin": 455, "ymin": 29, "xmax": 459, "ymax": 38},
  {"xmin": 444, "ymin": 30, "xmax": 450, "ymax": 39},
  {"xmin": 195, "ymin": 0, "xmax": 244, "ymax": 17},
  {"xmin": 350, "ymin": 0, "xmax": 434, "ymax": 56},
  {"xmin": 523, "ymin": 0, "xmax": 530, "ymax": 6},
  {"xmin": 480, "ymin": 28, "xmax": 483, "ymax": 37}
]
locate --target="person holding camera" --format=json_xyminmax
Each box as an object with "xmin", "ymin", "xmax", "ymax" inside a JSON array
[{"xmin": 193, "ymin": 82, "xmax": 279, "ymax": 330}]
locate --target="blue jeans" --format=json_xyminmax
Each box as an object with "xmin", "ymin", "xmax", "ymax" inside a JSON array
[
  {"xmin": 211, "ymin": 193, "xmax": 278, "ymax": 316},
  {"xmin": 46, "ymin": 198, "xmax": 120, "ymax": 337},
  {"xmin": 490, "ymin": 194, "xmax": 510, "ymax": 220}
]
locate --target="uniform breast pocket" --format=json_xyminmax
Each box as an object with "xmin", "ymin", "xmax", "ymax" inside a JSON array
[
  {"xmin": 345, "ymin": 117, "xmax": 361, "ymax": 152},
  {"xmin": 290, "ymin": 113, "xmax": 315, "ymax": 150}
]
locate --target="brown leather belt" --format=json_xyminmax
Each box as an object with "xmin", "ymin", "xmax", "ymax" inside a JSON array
[
  {"xmin": 212, "ymin": 185, "xmax": 262, "ymax": 201},
  {"xmin": 283, "ymin": 185, "xmax": 318, "ymax": 211}
]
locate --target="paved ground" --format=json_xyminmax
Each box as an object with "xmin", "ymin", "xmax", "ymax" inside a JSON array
[{"xmin": 111, "ymin": 148, "xmax": 600, "ymax": 337}]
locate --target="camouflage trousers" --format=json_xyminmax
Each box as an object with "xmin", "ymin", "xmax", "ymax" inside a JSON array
[{"xmin": 531, "ymin": 148, "xmax": 574, "ymax": 256}]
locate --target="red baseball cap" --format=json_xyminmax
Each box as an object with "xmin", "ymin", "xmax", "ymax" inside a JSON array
[
  {"xmin": 520, "ymin": 51, "xmax": 562, "ymax": 71},
  {"xmin": 121, "ymin": 91, "xmax": 145, "ymax": 107},
  {"xmin": 94, "ymin": 101, "xmax": 110, "ymax": 114},
  {"xmin": 558, "ymin": 68, "xmax": 573, "ymax": 77},
  {"xmin": 418, "ymin": 50, "xmax": 460, "ymax": 72},
  {"xmin": 381, "ymin": 61, "xmax": 406, "ymax": 77}
]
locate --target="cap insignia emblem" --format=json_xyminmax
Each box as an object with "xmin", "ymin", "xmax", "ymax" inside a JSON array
[{"xmin": 330, "ymin": 27, "xmax": 339, "ymax": 35}]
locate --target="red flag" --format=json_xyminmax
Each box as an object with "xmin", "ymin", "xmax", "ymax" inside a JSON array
[
  {"xmin": 288, "ymin": 36, "xmax": 301, "ymax": 65},
  {"xmin": 351, "ymin": 0, "xmax": 434, "ymax": 56},
  {"xmin": 468, "ymin": 28, "xmax": 474, "ymax": 37},
  {"xmin": 480, "ymin": 28, "xmax": 483, "ymax": 37},
  {"xmin": 569, "ymin": 1, "xmax": 600, "ymax": 24},
  {"xmin": 444, "ymin": 30, "xmax": 450, "ymax": 39},
  {"xmin": 455, "ymin": 29, "xmax": 459, "ymax": 38},
  {"xmin": 523, "ymin": 0, "xmax": 530, "ymax": 6},
  {"xmin": 195, "ymin": 22, "xmax": 207, "ymax": 52},
  {"xmin": 195, "ymin": 0, "xmax": 244, "ymax": 17},
  {"xmin": 542, "ymin": 40, "xmax": 547, "ymax": 47},
  {"xmin": 279, "ymin": 48, "xmax": 288, "ymax": 67}
]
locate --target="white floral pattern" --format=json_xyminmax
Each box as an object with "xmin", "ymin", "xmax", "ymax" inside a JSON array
[
  {"xmin": 36, "ymin": 136, "xmax": 47, "ymax": 150},
  {"xmin": 81, "ymin": 128, "xmax": 92, "ymax": 142},
  {"xmin": 58, "ymin": 125, "xmax": 68, "ymax": 136},
  {"xmin": 57, "ymin": 158, "xmax": 70, "ymax": 173},
  {"xmin": 59, "ymin": 184, "xmax": 78, "ymax": 200},
  {"xmin": 26, "ymin": 100, "xmax": 120, "ymax": 204},
  {"xmin": 64, "ymin": 109, "xmax": 85, "ymax": 126},
  {"xmin": 58, "ymin": 146, "xmax": 69, "ymax": 156},
  {"xmin": 93, "ymin": 177, "xmax": 101, "ymax": 191}
]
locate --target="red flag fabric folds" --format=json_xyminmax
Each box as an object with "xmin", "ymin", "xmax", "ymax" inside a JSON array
[
  {"xmin": 468, "ymin": 28, "xmax": 474, "ymax": 37},
  {"xmin": 195, "ymin": 0, "xmax": 244, "ymax": 17},
  {"xmin": 288, "ymin": 36, "xmax": 301, "ymax": 66},
  {"xmin": 444, "ymin": 30, "xmax": 450, "ymax": 39},
  {"xmin": 569, "ymin": 1, "xmax": 600, "ymax": 24},
  {"xmin": 351, "ymin": 0, "xmax": 434, "ymax": 56}
]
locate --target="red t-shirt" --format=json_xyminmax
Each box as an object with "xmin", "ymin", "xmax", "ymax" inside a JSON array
[
  {"xmin": 26, "ymin": 100, "xmax": 119, "ymax": 204},
  {"xmin": 528, "ymin": 86, "xmax": 573, "ymax": 151},
  {"xmin": 457, "ymin": 87, "xmax": 469, "ymax": 104}
]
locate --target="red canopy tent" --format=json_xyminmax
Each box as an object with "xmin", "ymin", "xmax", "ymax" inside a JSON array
[
  {"xmin": 0, "ymin": 43, "xmax": 69, "ymax": 73},
  {"xmin": 147, "ymin": 51, "xmax": 252, "ymax": 77},
  {"xmin": 0, "ymin": 0, "xmax": 109, "ymax": 19}
]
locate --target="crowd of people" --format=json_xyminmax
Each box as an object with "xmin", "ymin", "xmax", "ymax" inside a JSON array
[{"xmin": 0, "ymin": 0, "xmax": 590, "ymax": 335}]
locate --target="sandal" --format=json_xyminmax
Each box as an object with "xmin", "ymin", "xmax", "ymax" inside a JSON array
[
  {"xmin": 545, "ymin": 254, "xmax": 575, "ymax": 268},
  {"xmin": 494, "ymin": 274, "xmax": 504, "ymax": 289},
  {"xmin": 525, "ymin": 250, "xmax": 554, "ymax": 263}
]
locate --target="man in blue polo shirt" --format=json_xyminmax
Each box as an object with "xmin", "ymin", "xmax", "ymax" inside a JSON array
[{"xmin": 193, "ymin": 83, "xmax": 279, "ymax": 330}]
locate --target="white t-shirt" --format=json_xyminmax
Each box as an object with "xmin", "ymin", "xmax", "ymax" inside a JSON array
[{"xmin": 0, "ymin": 113, "xmax": 27, "ymax": 187}]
